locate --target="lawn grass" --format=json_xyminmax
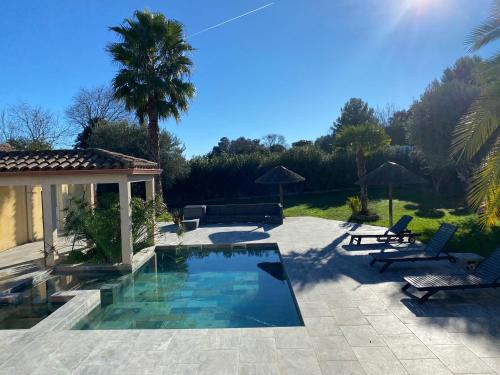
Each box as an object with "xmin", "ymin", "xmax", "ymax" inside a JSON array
[{"xmin": 210, "ymin": 187, "xmax": 499, "ymax": 256}]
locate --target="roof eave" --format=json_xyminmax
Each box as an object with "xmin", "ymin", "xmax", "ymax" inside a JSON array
[{"xmin": 0, "ymin": 168, "xmax": 162, "ymax": 178}]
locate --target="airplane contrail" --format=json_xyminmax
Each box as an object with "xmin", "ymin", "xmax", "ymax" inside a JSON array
[{"xmin": 188, "ymin": 3, "xmax": 274, "ymax": 38}]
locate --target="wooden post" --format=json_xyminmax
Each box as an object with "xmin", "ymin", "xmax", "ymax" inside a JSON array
[
  {"xmin": 42, "ymin": 184, "xmax": 57, "ymax": 267},
  {"xmin": 119, "ymin": 180, "xmax": 133, "ymax": 265},
  {"xmin": 145, "ymin": 178, "xmax": 156, "ymax": 245},
  {"xmin": 388, "ymin": 184, "xmax": 393, "ymax": 228},
  {"xmin": 279, "ymin": 184, "xmax": 283, "ymax": 206}
]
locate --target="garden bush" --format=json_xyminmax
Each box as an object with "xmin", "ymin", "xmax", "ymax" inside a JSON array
[
  {"xmin": 166, "ymin": 145, "xmax": 423, "ymax": 204},
  {"xmin": 64, "ymin": 193, "xmax": 166, "ymax": 264}
]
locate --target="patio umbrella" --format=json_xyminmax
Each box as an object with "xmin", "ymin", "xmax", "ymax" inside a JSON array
[
  {"xmin": 255, "ymin": 166, "xmax": 305, "ymax": 206},
  {"xmin": 356, "ymin": 162, "xmax": 425, "ymax": 227}
]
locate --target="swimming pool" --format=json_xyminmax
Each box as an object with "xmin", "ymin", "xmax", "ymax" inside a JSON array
[
  {"xmin": 74, "ymin": 245, "xmax": 303, "ymax": 329},
  {"xmin": 0, "ymin": 273, "xmax": 114, "ymax": 329}
]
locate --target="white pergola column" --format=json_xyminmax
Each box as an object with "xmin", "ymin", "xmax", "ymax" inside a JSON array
[
  {"xmin": 145, "ymin": 178, "xmax": 156, "ymax": 245},
  {"xmin": 42, "ymin": 184, "xmax": 57, "ymax": 267},
  {"xmin": 119, "ymin": 180, "xmax": 133, "ymax": 265},
  {"xmin": 84, "ymin": 183, "xmax": 95, "ymax": 208},
  {"xmin": 25, "ymin": 185, "xmax": 35, "ymax": 242}
]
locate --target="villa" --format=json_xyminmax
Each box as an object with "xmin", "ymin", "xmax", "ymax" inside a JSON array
[
  {"xmin": 0, "ymin": 148, "xmax": 499, "ymax": 374},
  {"xmin": 1, "ymin": 1, "xmax": 499, "ymax": 374}
]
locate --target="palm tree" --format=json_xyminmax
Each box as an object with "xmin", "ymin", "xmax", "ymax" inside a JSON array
[
  {"xmin": 451, "ymin": 0, "xmax": 500, "ymax": 226},
  {"xmin": 335, "ymin": 123, "xmax": 391, "ymax": 214},
  {"xmin": 108, "ymin": 10, "xmax": 195, "ymax": 194}
]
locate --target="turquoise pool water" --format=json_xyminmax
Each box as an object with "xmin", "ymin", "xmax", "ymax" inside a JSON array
[{"xmin": 75, "ymin": 247, "xmax": 303, "ymax": 329}]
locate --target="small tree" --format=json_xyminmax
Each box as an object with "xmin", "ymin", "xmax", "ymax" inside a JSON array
[
  {"xmin": 262, "ymin": 133, "xmax": 287, "ymax": 149},
  {"xmin": 66, "ymin": 86, "xmax": 131, "ymax": 148},
  {"xmin": 0, "ymin": 103, "xmax": 69, "ymax": 150},
  {"xmin": 332, "ymin": 98, "xmax": 379, "ymax": 134},
  {"xmin": 335, "ymin": 123, "xmax": 391, "ymax": 214}
]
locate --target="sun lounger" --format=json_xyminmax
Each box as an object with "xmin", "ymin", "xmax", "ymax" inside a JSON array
[
  {"xmin": 348, "ymin": 215, "xmax": 419, "ymax": 245},
  {"xmin": 369, "ymin": 223, "xmax": 457, "ymax": 273},
  {"xmin": 402, "ymin": 248, "xmax": 500, "ymax": 303}
]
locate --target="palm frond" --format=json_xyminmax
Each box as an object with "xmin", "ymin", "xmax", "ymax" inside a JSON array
[
  {"xmin": 467, "ymin": 141, "xmax": 500, "ymax": 226},
  {"xmin": 452, "ymin": 96, "xmax": 500, "ymax": 160},
  {"xmin": 466, "ymin": 0, "xmax": 500, "ymax": 51}
]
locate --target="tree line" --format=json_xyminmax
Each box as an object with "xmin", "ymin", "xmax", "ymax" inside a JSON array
[{"xmin": 0, "ymin": 6, "xmax": 497, "ymax": 225}]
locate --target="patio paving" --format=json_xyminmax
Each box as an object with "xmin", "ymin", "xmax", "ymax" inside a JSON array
[{"xmin": 0, "ymin": 216, "xmax": 499, "ymax": 374}]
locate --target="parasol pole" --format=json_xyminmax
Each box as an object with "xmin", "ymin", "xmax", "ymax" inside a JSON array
[{"xmin": 388, "ymin": 183, "xmax": 393, "ymax": 227}]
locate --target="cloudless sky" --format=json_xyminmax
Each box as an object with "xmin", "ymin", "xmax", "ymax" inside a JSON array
[{"xmin": 0, "ymin": 0, "xmax": 495, "ymax": 156}]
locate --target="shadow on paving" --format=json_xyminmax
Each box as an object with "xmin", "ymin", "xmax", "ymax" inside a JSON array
[
  {"xmin": 282, "ymin": 231, "xmax": 500, "ymax": 339},
  {"xmin": 208, "ymin": 231, "xmax": 270, "ymax": 243}
]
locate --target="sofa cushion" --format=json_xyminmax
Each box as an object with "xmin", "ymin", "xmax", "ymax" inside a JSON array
[{"xmin": 206, "ymin": 203, "xmax": 282, "ymax": 216}]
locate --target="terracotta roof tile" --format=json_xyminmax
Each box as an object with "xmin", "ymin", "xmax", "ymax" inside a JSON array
[{"xmin": 0, "ymin": 149, "xmax": 159, "ymax": 173}]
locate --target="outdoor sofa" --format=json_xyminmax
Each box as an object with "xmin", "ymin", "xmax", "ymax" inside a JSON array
[
  {"xmin": 183, "ymin": 203, "xmax": 283, "ymax": 227},
  {"xmin": 347, "ymin": 215, "xmax": 420, "ymax": 245},
  {"xmin": 369, "ymin": 223, "xmax": 457, "ymax": 273},
  {"xmin": 402, "ymin": 247, "xmax": 500, "ymax": 303}
]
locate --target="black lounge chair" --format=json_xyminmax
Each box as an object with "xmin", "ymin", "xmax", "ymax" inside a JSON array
[
  {"xmin": 348, "ymin": 215, "xmax": 419, "ymax": 245},
  {"xmin": 402, "ymin": 248, "xmax": 500, "ymax": 303},
  {"xmin": 369, "ymin": 223, "xmax": 457, "ymax": 273}
]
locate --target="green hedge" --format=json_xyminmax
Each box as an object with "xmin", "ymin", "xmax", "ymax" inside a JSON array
[{"xmin": 166, "ymin": 146, "xmax": 424, "ymax": 205}]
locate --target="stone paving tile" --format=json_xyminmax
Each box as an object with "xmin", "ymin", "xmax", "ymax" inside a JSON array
[
  {"xmin": 303, "ymin": 316, "xmax": 342, "ymax": 337},
  {"xmin": 299, "ymin": 301, "xmax": 332, "ymax": 317},
  {"xmin": 331, "ymin": 307, "xmax": 369, "ymax": 325},
  {"xmin": 276, "ymin": 348, "xmax": 322, "ymax": 375},
  {"xmin": 481, "ymin": 357, "xmax": 500, "ymax": 374},
  {"xmin": 383, "ymin": 334, "xmax": 436, "ymax": 360},
  {"xmin": 205, "ymin": 329, "xmax": 242, "ymax": 350},
  {"xmin": 274, "ymin": 327, "xmax": 312, "ymax": 348},
  {"xmin": 428, "ymin": 344, "xmax": 494, "ymax": 374},
  {"xmin": 406, "ymin": 323, "xmax": 464, "ymax": 345},
  {"xmin": 158, "ymin": 337, "xmax": 205, "ymax": 365},
  {"xmin": 319, "ymin": 360, "xmax": 366, "ymax": 375},
  {"xmin": 366, "ymin": 314, "xmax": 412, "ymax": 335},
  {"xmin": 84, "ymin": 339, "xmax": 134, "ymax": 365},
  {"xmin": 400, "ymin": 359, "xmax": 453, "ymax": 375},
  {"xmin": 353, "ymin": 346, "xmax": 408, "ymax": 375},
  {"xmin": 134, "ymin": 330, "xmax": 175, "ymax": 351},
  {"xmin": 0, "ymin": 343, "xmax": 62, "ymax": 374},
  {"xmin": 460, "ymin": 333, "xmax": 500, "ymax": 358},
  {"xmin": 340, "ymin": 325, "xmax": 386, "ymax": 347},
  {"xmin": 3, "ymin": 218, "xmax": 500, "ymax": 375},
  {"xmin": 238, "ymin": 363, "xmax": 280, "ymax": 375},
  {"xmin": 197, "ymin": 350, "xmax": 238, "ymax": 375},
  {"xmin": 310, "ymin": 335, "xmax": 357, "ymax": 361},
  {"xmin": 114, "ymin": 361, "xmax": 159, "ymax": 375},
  {"xmin": 240, "ymin": 328, "xmax": 275, "ymax": 338},
  {"xmin": 155, "ymin": 364, "xmax": 200, "ymax": 375},
  {"xmin": 72, "ymin": 364, "xmax": 123, "ymax": 375},
  {"xmin": 358, "ymin": 301, "xmax": 391, "ymax": 316},
  {"xmin": 238, "ymin": 337, "xmax": 277, "ymax": 363}
]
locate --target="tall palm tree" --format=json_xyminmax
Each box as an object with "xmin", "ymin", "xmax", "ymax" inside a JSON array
[
  {"xmin": 451, "ymin": 0, "xmax": 500, "ymax": 226},
  {"xmin": 108, "ymin": 10, "xmax": 195, "ymax": 194},
  {"xmin": 335, "ymin": 123, "xmax": 391, "ymax": 214}
]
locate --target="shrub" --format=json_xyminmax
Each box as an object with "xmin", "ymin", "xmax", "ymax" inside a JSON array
[
  {"xmin": 346, "ymin": 196, "xmax": 362, "ymax": 215},
  {"xmin": 64, "ymin": 193, "xmax": 166, "ymax": 264},
  {"xmin": 166, "ymin": 146, "xmax": 422, "ymax": 204}
]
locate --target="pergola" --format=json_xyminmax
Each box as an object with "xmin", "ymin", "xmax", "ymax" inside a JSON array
[{"xmin": 0, "ymin": 149, "xmax": 161, "ymax": 268}]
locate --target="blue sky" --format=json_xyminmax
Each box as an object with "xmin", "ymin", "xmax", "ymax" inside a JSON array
[{"xmin": 0, "ymin": 0, "xmax": 494, "ymax": 157}]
